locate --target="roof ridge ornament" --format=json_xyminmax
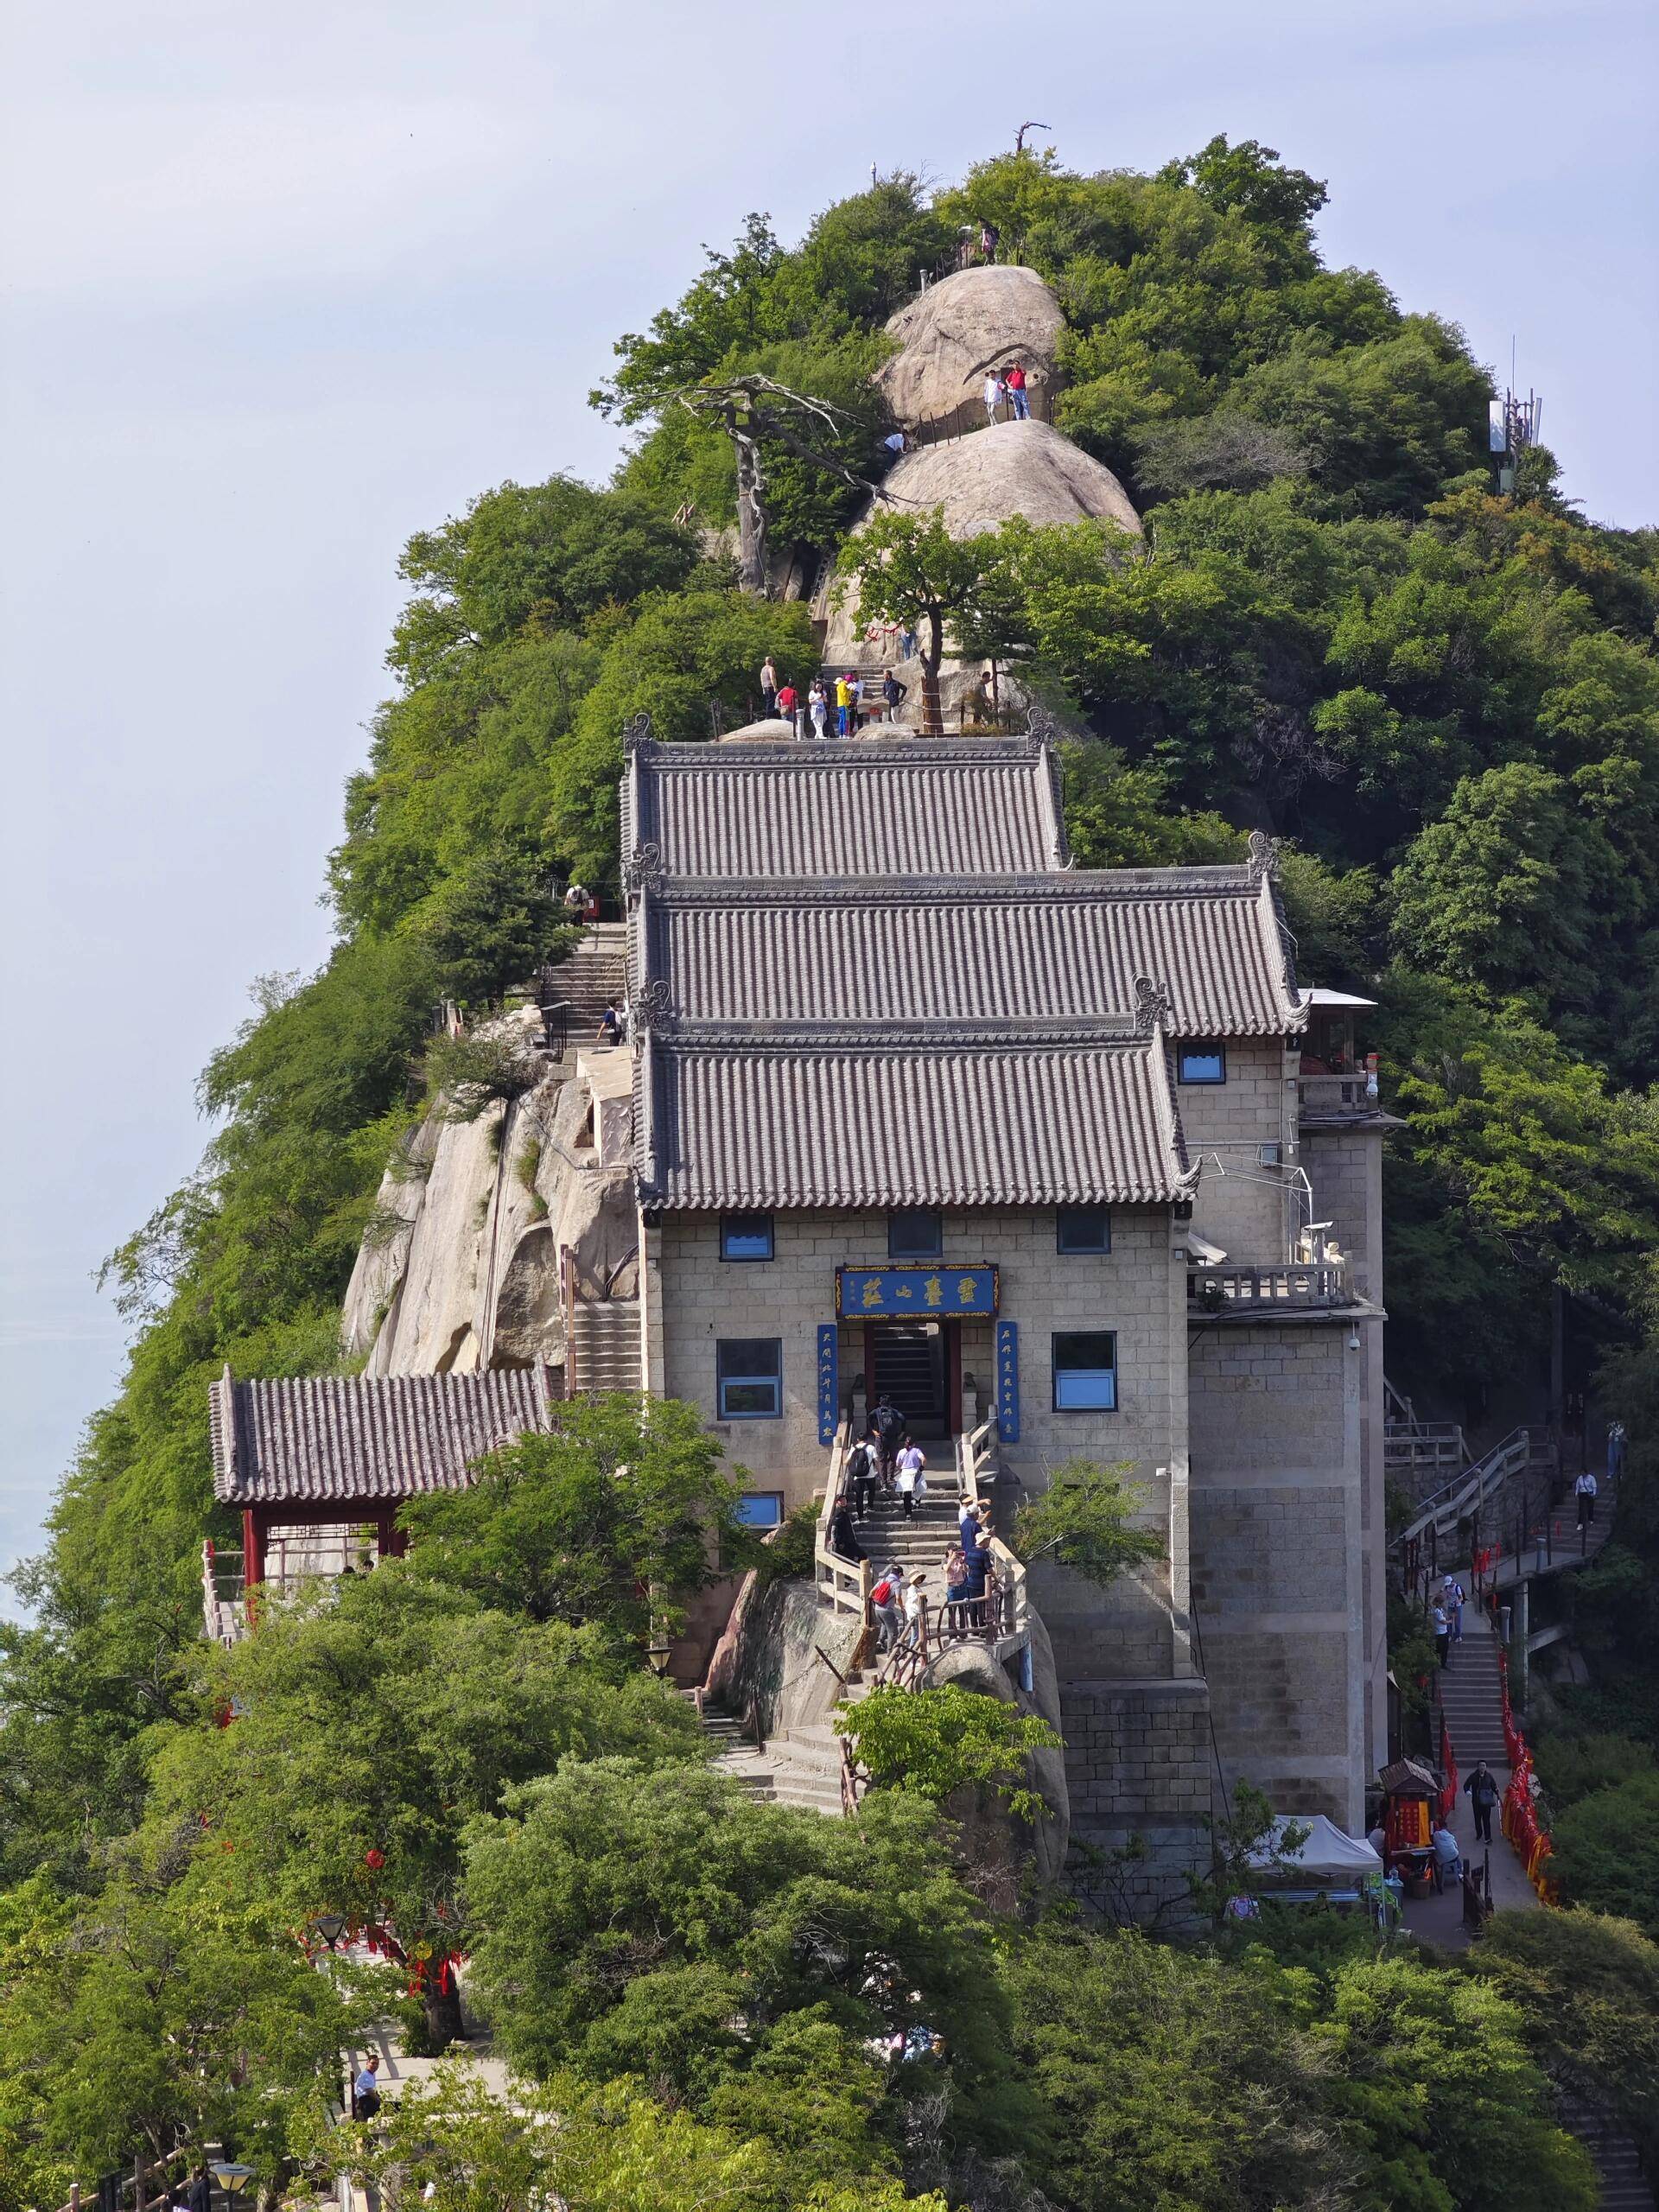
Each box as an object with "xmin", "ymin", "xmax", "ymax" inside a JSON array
[
  {"xmin": 1248, "ymin": 830, "xmax": 1282, "ymax": 883},
  {"xmin": 635, "ymin": 977, "xmax": 677, "ymax": 1036},
  {"xmin": 622, "ymin": 712, "xmax": 654, "ymax": 755},
  {"xmin": 1134, "ymin": 975, "xmax": 1174, "ymax": 1033},
  {"xmin": 1027, "ymin": 707, "xmax": 1058, "ymax": 747},
  {"xmin": 623, "ymin": 839, "xmax": 665, "ymax": 894}
]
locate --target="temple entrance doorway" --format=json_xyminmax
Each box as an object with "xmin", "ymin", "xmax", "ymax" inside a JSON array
[{"xmin": 865, "ymin": 1319, "xmax": 959, "ymax": 1439}]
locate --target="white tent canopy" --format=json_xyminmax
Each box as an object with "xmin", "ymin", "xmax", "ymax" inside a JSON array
[{"xmin": 1248, "ymin": 1815, "xmax": 1382, "ymax": 1884}]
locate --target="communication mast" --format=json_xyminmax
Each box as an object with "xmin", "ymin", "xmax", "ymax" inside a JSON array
[{"xmin": 1489, "ymin": 340, "xmax": 1543, "ymax": 493}]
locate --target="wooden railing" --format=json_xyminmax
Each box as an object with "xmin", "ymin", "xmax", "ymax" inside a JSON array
[
  {"xmin": 814, "ymin": 1414, "xmax": 871, "ymax": 1619},
  {"xmin": 1186, "ymin": 1259, "xmax": 1352, "ymax": 1312},
  {"xmin": 1395, "ymin": 1427, "xmax": 1534, "ymax": 1593}
]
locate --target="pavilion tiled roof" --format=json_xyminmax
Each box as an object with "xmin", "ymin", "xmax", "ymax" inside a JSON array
[
  {"xmin": 636, "ymin": 1027, "xmax": 1195, "ymax": 1211},
  {"xmin": 621, "ymin": 733, "xmax": 1069, "ymax": 880},
  {"xmin": 643, "ymin": 872, "xmax": 1303, "ymax": 1039},
  {"xmin": 208, "ymin": 1367, "xmax": 554, "ymax": 1507}
]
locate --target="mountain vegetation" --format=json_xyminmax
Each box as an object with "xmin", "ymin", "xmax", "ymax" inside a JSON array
[{"xmin": 3, "ymin": 136, "xmax": 1658, "ymax": 2208}]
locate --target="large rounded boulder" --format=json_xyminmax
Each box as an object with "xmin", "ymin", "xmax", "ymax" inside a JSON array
[{"xmin": 878, "ymin": 264, "xmax": 1067, "ymax": 435}]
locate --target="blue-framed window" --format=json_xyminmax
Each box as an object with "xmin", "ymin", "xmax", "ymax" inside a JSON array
[
  {"xmin": 734, "ymin": 1491, "xmax": 785, "ymax": 1528},
  {"xmin": 1057, "ymin": 1205, "xmax": 1111, "ymax": 1255},
  {"xmin": 716, "ymin": 1338, "xmax": 782, "ymax": 1419},
  {"xmin": 721, "ymin": 1211, "xmax": 774, "ymax": 1262},
  {"xmin": 1052, "ymin": 1332, "xmax": 1117, "ymax": 1411},
  {"xmin": 1178, "ymin": 1045, "xmax": 1226, "ymax": 1084},
  {"xmin": 887, "ymin": 1207, "xmax": 943, "ymax": 1259}
]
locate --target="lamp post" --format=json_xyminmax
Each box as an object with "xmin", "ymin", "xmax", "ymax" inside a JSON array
[
  {"xmin": 208, "ymin": 2164, "xmax": 253, "ymax": 2212},
  {"xmin": 310, "ymin": 1916, "xmax": 351, "ymax": 2120}
]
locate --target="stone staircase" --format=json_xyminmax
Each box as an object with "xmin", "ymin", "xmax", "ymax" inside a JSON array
[
  {"xmin": 568, "ymin": 1300, "xmax": 640, "ymax": 1394},
  {"xmin": 539, "ymin": 922, "xmax": 627, "ymax": 1036},
  {"xmin": 689, "ymin": 1689, "xmax": 867, "ymax": 1817},
  {"xmin": 1559, "ymin": 2094, "xmax": 1655, "ymax": 2211},
  {"xmin": 1433, "ymin": 1604, "xmax": 1510, "ymax": 1767}
]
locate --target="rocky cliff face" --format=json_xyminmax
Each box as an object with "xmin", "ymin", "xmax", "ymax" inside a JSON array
[
  {"xmin": 876, "ymin": 264, "xmax": 1067, "ymax": 435},
  {"xmin": 342, "ymin": 1026, "xmax": 637, "ymax": 1379}
]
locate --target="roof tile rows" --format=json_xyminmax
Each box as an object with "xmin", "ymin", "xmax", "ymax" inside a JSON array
[
  {"xmin": 625, "ymin": 735, "xmax": 1067, "ymax": 879},
  {"xmin": 647, "ymin": 877, "xmax": 1300, "ymax": 1038},
  {"xmin": 640, "ymin": 1038, "xmax": 1193, "ymax": 1210},
  {"xmin": 209, "ymin": 1366, "xmax": 553, "ymax": 1507}
]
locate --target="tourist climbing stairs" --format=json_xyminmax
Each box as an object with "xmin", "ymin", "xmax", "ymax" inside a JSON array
[
  {"xmin": 1433, "ymin": 1608, "xmax": 1510, "ymax": 1768},
  {"xmin": 537, "ymin": 921, "xmax": 627, "ymax": 1041},
  {"xmin": 853, "ymin": 1478, "xmax": 965, "ymax": 1583}
]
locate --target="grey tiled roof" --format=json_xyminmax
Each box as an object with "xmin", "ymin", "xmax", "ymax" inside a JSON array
[
  {"xmin": 645, "ymin": 873, "xmax": 1302, "ymax": 1038},
  {"xmin": 209, "ymin": 1367, "xmax": 554, "ymax": 1507},
  {"xmin": 622, "ymin": 734, "xmax": 1068, "ymax": 880},
  {"xmin": 638, "ymin": 1033, "xmax": 1194, "ymax": 1209}
]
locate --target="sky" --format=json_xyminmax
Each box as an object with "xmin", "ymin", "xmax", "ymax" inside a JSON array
[{"xmin": 1, "ymin": 0, "xmax": 1656, "ymax": 1605}]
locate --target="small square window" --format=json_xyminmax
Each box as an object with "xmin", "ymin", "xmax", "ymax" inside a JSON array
[
  {"xmin": 716, "ymin": 1338, "xmax": 782, "ymax": 1419},
  {"xmin": 733, "ymin": 1491, "xmax": 785, "ymax": 1528},
  {"xmin": 1057, "ymin": 1205, "xmax": 1111, "ymax": 1255},
  {"xmin": 721, "ymin": 1211, "xmax": 774, "ymax": 1262},
  {"xmin": 1052, "ymin": 1331, "xmax": 1117, "ymax": 1411},
  {"xmin": 1179, "ymin": 1046, "xmax": 1226, "ymax": 1085},
  {"xmin": 887, "ymin": 1208, "xmax": 944, "ymax": 1260}
]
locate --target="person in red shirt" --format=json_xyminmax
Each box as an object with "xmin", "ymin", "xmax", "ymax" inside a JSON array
[
  {"xmin": 1006, "ymin": 359, "xmax": 1030, "ymax": 420},
  {"xmin": 775, "ymin": 680, "xmax": 799, "ymax": 734}
]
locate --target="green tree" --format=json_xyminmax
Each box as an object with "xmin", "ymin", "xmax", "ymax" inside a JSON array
[
  {"xmin": 836, "ymin": 1683, "xmax": 1060, "ymax": 1820},
  {"xmin": 1010, "ymin": 1459, "xmax": 1164, "ymax": 1589},
  {"xmin": 462, "ymin": 1762, "xmax": 1036, "ymax": 2166},
  {"xmin": 1471, "ymin": 1910, "xmax": 1659, "ymax": 2165},
  {"xmin": 836, "ymin": 508, "xmax": 1021, "ymax": 734},
  {"xmin": 397, "ymin": 1393, "xmax": 757, "ymax": 1642},
  {"xmin": 145, "ymin": 1575, "xmax": 701, "ymax": 2048},
  {"xmin": 1548, "ymin": 1772, "xmax": 1659, "ymax": 1936}
]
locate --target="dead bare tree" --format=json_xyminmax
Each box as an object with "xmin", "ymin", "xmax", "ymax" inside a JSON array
[{"xmin": 673, "ymin": 374, "xmax": 898, "ymax": 596}]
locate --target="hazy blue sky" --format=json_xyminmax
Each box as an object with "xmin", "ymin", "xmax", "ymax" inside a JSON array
[{"xmin": 2, "ymin": 0, "xmax": 1655, "ymax": 1603}]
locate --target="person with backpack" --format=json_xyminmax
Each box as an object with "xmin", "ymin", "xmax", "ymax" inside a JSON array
[
  {"xmin": 1431, "ymin": 1600, "xmax": 1450, "ymax": 1669},
  {"xmin": 869, "ymin": 1395, "xmax": 907, "ymax": 1488},
  {"xmin": 846, "ymin": 1437, "xmax": 877, "ymax": 1520},
  {"xmin": 894, "ymin": 1440, "xmax": 926, "ymax": 1517},
  {"xmin": 869, "ymin": 1564, "xmax": 905, "ymax": 1652}
]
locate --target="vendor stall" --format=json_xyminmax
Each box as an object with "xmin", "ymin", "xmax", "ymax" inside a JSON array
[
  {"xmin": 1378, "ymin": 1758, "xmax": 1442, "ymax": 1897},
  {"xmin": 1247, "ymin": 1814, "xmax": 1384, "ymax": 1907}
]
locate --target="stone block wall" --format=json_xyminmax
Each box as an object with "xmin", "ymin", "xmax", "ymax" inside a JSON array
[
  {"xmin": 1176, "ymin": 1037, "xmax": 1300, "ymax": 1262},
  {"xmin": 1061, "ymin": 1676, "xmax": 1212, "ymax": 1918},
  {"xmin": 1188, "ymin": 1322, "xmax": 1369, "ymax": 1831}
]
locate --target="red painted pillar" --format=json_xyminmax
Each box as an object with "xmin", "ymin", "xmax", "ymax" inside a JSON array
[
  {"xmin": 376, "ymin": 1508, "xmax": 407, "ymax": 1561},
  {"xmin": 242, "ymin": 1507, "xmax": 266, "ymax": 1589}
]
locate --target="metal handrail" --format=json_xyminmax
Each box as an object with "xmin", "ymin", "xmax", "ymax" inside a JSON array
[
  {"xmin": 814, "ymin": 1414, "xmax": 871, "ymax": 1619},
  {"xmin": 1395, "ymin": 1426, "xmax": 1530, "ymax": 1553}
]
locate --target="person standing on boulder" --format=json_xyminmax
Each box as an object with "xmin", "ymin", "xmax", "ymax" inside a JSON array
[
  {"xmin": 1006, "ymin": 359, "xmax": 1029, "ymax": 419},
  {"xmin": 983, "ymin": 370, "xmax": 1005, "ymax": 426},
  {"xmin": 835, "ymin": 672, "xmax": 855, "ymax": 737},
  {"xmin": 776, "ymin": 678, "xmax": 798, "ymax": 735},
  {"xmin": 882, "ymin": 670, "xmax": 907, "ymax": 724},
  {"xmin": 979, "ymin": 219, "xmax": 999, "ymax": 264},
  {"xmin": 760, "ymin": 657, "xmax": 778, "ymax": 720}
]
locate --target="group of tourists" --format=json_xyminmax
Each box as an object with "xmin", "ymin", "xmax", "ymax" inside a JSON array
[
  {"xmin": 828, "ymin": 1395, "xmax": 1001, "ymax": 1652},
  {"xmin": 982, "ymin": 359, "xmax": 1033, "ymax": 425},
  {"xmin": 760, "ymin": 657, "xmax": 909, "ymax": 737},
  {"xmin": 1430, "ymin": 1573, "xmax": 1465, "ymax": 1668}
]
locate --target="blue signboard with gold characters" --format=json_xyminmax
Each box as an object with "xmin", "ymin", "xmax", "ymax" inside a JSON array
[
  {"xmin": 817, "ymin": 1325, "xmax": 838, "ymax": 1448},
  {"xmin": 835, "ymin": 1266, "xmax": 999, "ymax": 1319}
]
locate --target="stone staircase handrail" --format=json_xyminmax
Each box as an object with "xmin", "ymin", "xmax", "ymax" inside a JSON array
[
  {"xmin": 1395, "ymin": 1426, "xmax": 1532, "ymax": 1554},
  {"xmin": 814, "ymin": 1413, "xmax": 871, "ymax": 1619},
  {"xmin": 956, "ymin": 1414, "xmax": 1033, "ymax": 1671}
]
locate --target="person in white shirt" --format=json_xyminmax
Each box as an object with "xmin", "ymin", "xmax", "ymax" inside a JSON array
[
  {"xmin": 899, "ymin": 1571, "xmax": 929, "ymax": 1652},
  {"xmin": 1575, "ymin": 1469, "xmax": 1599, "ymax": 1529},
  {"xmin": 983, "ymin": 372, "xmax": 1005, "ymax": 426},
  {"xmin": 894, "ymin": 1443, "xmax": 926, "ymax": 1517}
]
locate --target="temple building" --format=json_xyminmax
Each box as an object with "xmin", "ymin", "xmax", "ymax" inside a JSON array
[
  {"xmin": 208, "ymin": 721, "xmax": 1395, "ymax": 1899},
  {"xmin": 617, "ymin": 726, "xmax": 1391, "ymax": 1868}
]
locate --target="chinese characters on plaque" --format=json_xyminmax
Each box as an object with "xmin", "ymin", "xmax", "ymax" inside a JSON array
[{"xmin": 834, "ymin": 1267, "xmax": 999, "ymax": 1319}]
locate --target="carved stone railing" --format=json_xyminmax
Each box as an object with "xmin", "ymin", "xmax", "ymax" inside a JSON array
[{"xmin": 1186, "ymin": 1258, "xmax": 1353, "ymax": 1313}]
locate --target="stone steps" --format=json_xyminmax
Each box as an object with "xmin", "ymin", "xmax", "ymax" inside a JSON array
[{"xmin": 1559, "ymin": 2094, "xmax": 1655, "ymax": 2210}]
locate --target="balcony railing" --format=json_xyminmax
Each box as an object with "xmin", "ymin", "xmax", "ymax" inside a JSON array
[
  {"xmin": 1187, "ymin": 1258, "xmax": 1353, "ymax": 1313},
  {"xmin": 1297, "ymin": 1073, "xmax": 1379, "ymax": 1118}
]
